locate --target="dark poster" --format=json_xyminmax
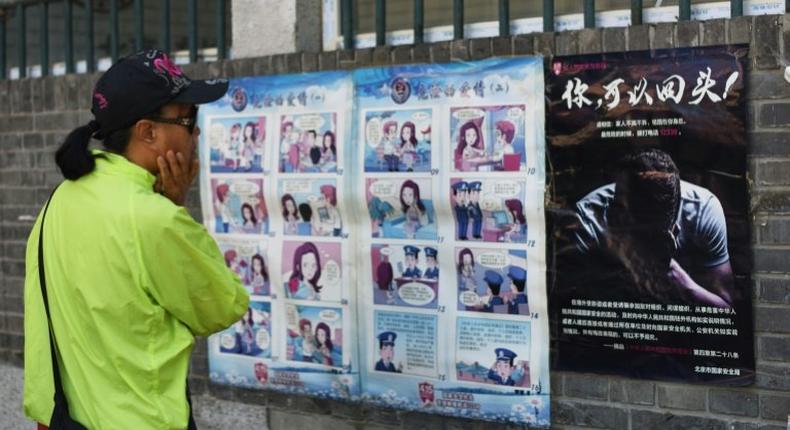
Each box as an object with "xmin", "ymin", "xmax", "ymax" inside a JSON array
[{"xmin": 546, "ymin": 46, "xmax": 754, "ymax": 385}]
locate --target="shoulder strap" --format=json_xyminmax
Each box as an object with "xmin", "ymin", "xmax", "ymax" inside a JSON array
[{"xmin": 37, "ymin": 186, "xmax": 70, "ymax": 407}]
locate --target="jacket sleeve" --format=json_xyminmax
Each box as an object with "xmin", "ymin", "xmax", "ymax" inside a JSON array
[{"xmin": 137, "ymin": 204, "xmax": 249, "ymax": 336}]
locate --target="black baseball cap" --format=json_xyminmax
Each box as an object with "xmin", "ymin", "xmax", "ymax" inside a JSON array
[{"xmin": 90, "ymin": 49, "xmax": 229, "ymax": 139}]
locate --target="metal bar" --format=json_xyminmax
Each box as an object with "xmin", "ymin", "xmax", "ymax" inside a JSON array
[
  {"xmin": 110, "ymin": 0, "xmax": 118, "ymax": 63},
  {"xmin": 375, "ymin": 0, "xmax": 385, "ymax": 46},
  {"xmin": 542, "ymin": 0, "xmax": 553, "ymax": 32},
  {"xmin": 86, "ymin": 0, "xmax": 94, "ymax": 72},
  {"xmin": 414, "ymin": 0, "xmax": 423, "ymax": 44},
  {"xmin": 17, "ymin": 3, "xmax": 25, "ymax": 78},
  {"xmin": 65, "ymin": 0, "xmax": 74, "ymax": 73},
  {"xmin": 631, "ymin": 0, "xmax": 642, "ymax": 25},
  {"xmin": 679, "ymin": 0, "xmax": 691, "ymax": 20},
  {"xmin": 40, "ymin": 1, "xmax": 48, "ymax": 76},
  {"xmin": 341, "ymin": 0, "xmax": 353, "ymax": 49},
  {"xmin": 731, "ymin": 0, "xmax": 743, "ymax": 17},
  {"xmin": 453, "ymin": 0, "xmax": 463, "ymax": 39},
  {"xmin": 0, "ymin": 10, "xmax": 6, "ymax": 80},
  {"xmin": 498, "ymin": 0, "xmax": 509, "ymax": 37},
  {"xmin": 188, "ymin": 0, "xmax": 197, "ymax": 62},
  {"xmin": 134, "ymin": 0, "xmax": 144, "ymax": 52},
  {"xmin": 161, "ymin": 0, "xmax": 170, "ymax": 52},
  {"xmin": 217, "ymin": 0, "xmax": 226, "ymax": 59},
  {"xmin": 583, "ymin": 0, "xmax": 595, "ymax": 28}
]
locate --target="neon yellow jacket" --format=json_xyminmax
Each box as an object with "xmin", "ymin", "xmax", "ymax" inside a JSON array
[{"xmin": 24, "ymin": 150, "xmax": 249, "ymax": 429}]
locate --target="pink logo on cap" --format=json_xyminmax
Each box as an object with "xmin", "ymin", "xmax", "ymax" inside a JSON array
[
  {"xmin": 94, "ymin": 92, "xmax": 109, "ymax": 109},
  {"xmin": 153, "ymin": 54, "xmax": 183, "ymax": 78}
]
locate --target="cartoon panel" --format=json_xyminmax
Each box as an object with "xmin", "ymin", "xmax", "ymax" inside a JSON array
[
  {"xmin": 285, "ymin": 304, "xmax": 344, "ymax": 368},
  {"xmin": 218, "ymin": 300, "xmax": 272, "ymax": 358},
  {"xmin": 362, "ymin": 108, "xmax": 433, "ymax": 173},
  {"xmin": 279, "ymin": 178, "xmax": 343, "ymax": 237},
  {"xmin": 366, "ymin": 177, "xmax": 437, "ymax": 240},
  {"xmin": 450, "ymin": 105, "xmax": 527, "ymax": 172},
  {"xmin": 370, "ymin": 244, "xmax": 439, "ymax": 309},
  {"xmin": 455, "ymin": 247, "xmax": 529, "ymax": 315},
  {"xmin": 450, "ymin": 178, "xmax": 527, "ymax": 243},
  {"xmin": 207, "ymin": 116, "xmax": 266, "ymax": 173},
  {"xmin": 217, "ymin": 237, "xmax": 270, "ymax": 296},
  {"xmin": 279, "ymin": 112, "xmax": 338, "ymax": 173},
  {"xmin": 373, "ymin": 311, "xmax": 438, "ymax": 378},
  {"xmin": 281, "ymin": 241, "xmax": 343, "ymax": 302},
  {"xmin": 211, "ymin": 177, "xmax": 269, "ymax": 235},
  {"xmin": 455, "ymin": 317, "xmax": 531, "ymax": 388}
]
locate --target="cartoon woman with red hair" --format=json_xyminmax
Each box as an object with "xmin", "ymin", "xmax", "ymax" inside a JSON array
[
  {"xmin": 215, "ymin": 183, "xmax": 232, "ymax": 233},
  {"xmin": 493, "ymin": 120, "xmax": 516, "ymax": 166}
]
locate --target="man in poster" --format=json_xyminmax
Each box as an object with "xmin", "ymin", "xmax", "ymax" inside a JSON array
[
  {"xmin": 570, "ymin": 149, "xmax": 735, "ymax": 308},
  {"xmin": 487, "ymin": 348, "xmax": 525, "ymax": 386},
  {"xmin": 375, "ymin": 331, "xmax": 402, "ymax": 373}
]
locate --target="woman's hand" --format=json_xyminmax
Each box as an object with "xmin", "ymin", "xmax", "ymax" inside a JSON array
[{"xmin": 155, "ymin": 150, "xmax": 199, "ymax": 206}]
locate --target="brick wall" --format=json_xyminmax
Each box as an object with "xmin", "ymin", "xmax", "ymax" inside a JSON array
[{"xmin": 2, "ymin": 15, "xmax": 789, "ymax": 430}]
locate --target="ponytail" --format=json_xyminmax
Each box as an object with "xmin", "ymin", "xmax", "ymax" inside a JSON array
[{"xmin": 55, "ymin": 120, "xmax": 100, "ymax": 180}]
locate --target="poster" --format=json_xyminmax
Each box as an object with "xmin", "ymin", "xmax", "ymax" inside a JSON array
[
  {"xmin": 200, "ymin": 57, "xmax": 551, "ymax": 426},
  {"xmin": 546, "ymin": 46, "xmax": 754, "ymax": 384},
  {"xmin": 200, "ymin": 71, "xmax": 360, "ymax": 399},
  {"xmin": 354, "ymin": 57, "xmax": 549, "ymax": 426}
]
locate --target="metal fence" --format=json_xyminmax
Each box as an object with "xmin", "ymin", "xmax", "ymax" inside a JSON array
[
  {"xmin": 0, "ymin": 0, "xmax": 229, "ymax": 80},
  {"xmin": 340, "ymin": 0, "xmax": 790, "ymax": 49}
]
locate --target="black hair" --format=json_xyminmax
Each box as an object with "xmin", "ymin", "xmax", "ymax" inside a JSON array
[
  {"xmin": 488, "ymin": 279, "xmax": 502, "ymax": 296},
  {"xmin": 55, "ymin": 113, "xmax": 150, "ymax": 180},
  {"xmin": 611, "ymin": 148, "xmax": 680, "ymax": 231},
  {"xmin": 298, "ymin": 202, "xmax": 313, "ymax": 222},
  {"xmin": 512, "ymin": 277, "xmax": 526, "ymax": 293},
  {"xmin": 309, "ymin": 146, "xmax": 322, "ymax": 165}
]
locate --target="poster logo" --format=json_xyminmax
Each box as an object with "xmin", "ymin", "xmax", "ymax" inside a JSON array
[
  {"xmin": 231, "ymin": 87, "xmax": 248, "ymax": 112},
  {"xmin": 390, "ymin": 77, "xmax": 411, "ymax": 104}
]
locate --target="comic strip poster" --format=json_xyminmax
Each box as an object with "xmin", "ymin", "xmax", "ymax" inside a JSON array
[
  {"xmin": 199, "ymin": 70, "xmax": 360, "ymax": 400},
  {"xmin": 547, "ymin": 46, "xmax": 754, "ymax": 385},
  {"xmin": 354, "ymin": 57, "xmax": 550, "ymax": 426}
]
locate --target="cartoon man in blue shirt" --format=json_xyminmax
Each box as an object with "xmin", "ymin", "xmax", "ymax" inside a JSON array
[
  {"xmin": 452, "ymin": 181, "xmax": 470, "ymax": 240},
  {"xmin": 424, "ymin": 247, "xmax": 439, "ymax": 280},
  {"xmin": 402, "ymin": 246, "xmax": 423, "ymax": 279},
  {"xmin": 507, "ymin": 266, "xmax": 528, "ymax": 315},
  {"xmin": 467, "ymin": 181, "xmax": 483, "ymax": 240},
  {"xmin": 375, "ymin": 331, "xmax": 402, "ymax": 373},
  {"xmin": 482, "ymin": 270, "xmax": 505, "ymax": 313},
  {"xmin": 487, "ymin": 348, "xmax": 525, "ymax": 386}
]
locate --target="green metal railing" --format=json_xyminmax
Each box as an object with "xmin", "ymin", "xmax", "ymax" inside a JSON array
[
  {"xmin": 0, "ymin": 0, "xmax": 229, "ymax": 80},
  {"xmin": 341, "ymin": 0, "xmax": 782, "ymax": 50}
]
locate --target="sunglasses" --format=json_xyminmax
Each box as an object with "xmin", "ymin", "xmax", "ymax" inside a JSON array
[{"xmin": 146, "ymin": 106, "xmax": 198, "ymax": 134}]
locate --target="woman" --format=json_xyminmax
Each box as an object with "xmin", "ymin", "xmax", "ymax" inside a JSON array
[
  {"xmin": 280, "ymin": 121, "xmax": 295, "ymax": 172},
  {"xmin": 399, "ymin": 180, "xmax": 428, "ymax": 239},
  {"xmin": 240, "ymin": 203, "xmax": 258, "ymax": 234},
  {"xmin": 224, "ymin": 249, "xmax": 246, "ymax": 281},
  {"xmin": 25, "ymin": 49, "xmax": 247, "ymax": 429},
  {"xmin": 457, "ymin": 248, "xmax": 477, "ymax": 293},
  {"xmin": 228, "ymin": 123, "xmax": 242, "ymax": 170},
  {"xmin": 313, "ymin": 322, "xmax": 335, "ymax": 366},
  {"xmin": 505, "ymin": 199, "xmax": 527, "ymax": 242},
  {"xmin": 320, "ymin": 130, "xmax": 337, "ymax": 172},
  {"xmin": 492, "ymin": 120, "xmax": 516, "ymax": 165},
  {"xmin": 240, "ymin": 121, "xmax": 258, "ymax": 171},
  {"xmin": 249, "ymin": 254, "xmax": 269, "ymax": 295},
  {"xmin": 281, "ymin": 193, "xmax": 301, "ymax": 235},
  {"xmin": 239, "ymin": 308, "xmax": 258, "ymax": 356},
  {"xmin": 399, "ymin": 121, "xmax": 418, "ymax": 172},
  {"xmin": 287, "ymin": 242, "xmax": 322, "ymax": 300},
  {"xmin": 454, "ymin": 121, "xmax": 485, "ymax": 170}
]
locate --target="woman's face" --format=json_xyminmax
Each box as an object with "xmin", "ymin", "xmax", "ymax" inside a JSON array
[
  {"xmin": 244, "ymin": 125, "xmax": 254, "ymax": 139},
  {"xmin": 401, "ymin": 186, "xmax": 415, "ymax": 206},
  {"xmin": 301, "ymin": 252, "xmax": 318, "ymax": 280},
  {"xmin": 462, "ymin": 253, "xmax": 472, "ymax": 266},
  {"xmin": 316, "ymin": 327, "xmax": 327, "ymax": 345},
  {"xmin": 323, "ymin": 134, "xmax": 332, "ymax": 148},
  {"xmin": 401, "ymin": 126, "xmax": 412, "ymax": 141},
  {"xmin": 243, "ymin": 206, "xmax": 253, "ymax": 221},
  {"xmin": 386, "ymin": 126, "xmax": 397, "ymax": 140},
  {"xmin": 253, "ymin": 258, "xmax": 262, "ymax": 274},
  {"xmin": 495, "ymin": 128, "xmax": 504, "ymax": 143},
  {"xmin": 464, "ymin": 127, "xmax": 478, "ymax": 146},
  {"xmin": 285, "ymin": 199, "xmax": 296, "ymax": 214}
]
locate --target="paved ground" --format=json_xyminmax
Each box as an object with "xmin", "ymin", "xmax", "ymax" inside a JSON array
[{"xmin": 0, "ymin": 363, "xmax": 268, "ymax": 430}]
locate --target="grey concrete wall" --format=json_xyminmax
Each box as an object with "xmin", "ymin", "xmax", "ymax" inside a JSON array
[{"xmin": 1, "ymin": 15, "xmax": 790, "ymax": 430}]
